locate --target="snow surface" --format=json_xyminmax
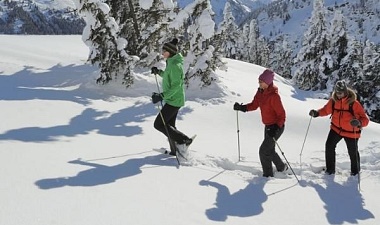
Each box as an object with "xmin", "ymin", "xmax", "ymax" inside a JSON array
[{"xmin": 1, "ymin": 35, "xmax": 380, "ymax": 225}]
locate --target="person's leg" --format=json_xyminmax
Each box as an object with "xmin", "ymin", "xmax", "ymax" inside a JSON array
[
  {"xmin": 154, "ymin": 104, "xmax": 189, "ymax": 144},
  {"xmin": 325, "ymin": 129, "xmax": 342, "ymax": 174},
  {"xmin": 344, "ymin": 137, "xmax": 360, "ymax": 175},
  {"xmin": 271, "ymin": 126, "xmax": 287, "ymax": 172},
  {"xmin": 259, "ymin": 125, "xmax": 285, "ymax": 177}
]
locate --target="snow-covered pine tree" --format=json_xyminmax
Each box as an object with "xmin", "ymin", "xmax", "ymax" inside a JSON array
[
  {"xmin": 73, "ymin": 0, "xmax": 137, "ymax": 87},
  {"xmin": 217, "ymin": 2, "xmax": 239, "ymax": 59},
  {"xmin": 131, "ymin": 0, "xmax": 176, "ymax": 68},
  {"xmin": 361, "ymin": 40, "xmax": 380, "ymax": 122},
  {"xmin": 246, "ymin": 19, "xmax": 269, "ymax": 67},
  {"xmin": 338, "ymin": 39, "xmax": 364, "ymax": 89},
  {"xmin": 329, "ymin": 10, "xmax": 348, "ymax": 71},
  {"xmin": 293, "ymin": 0, "xmax": 332, "ymax": 91},
  {"xmin": 236, "ymin": 23, "xmax": 250, "ymax": 61},
  {"xmin": 248, "ymin": 19, "xmax": 259, "ymax": 64},
  {"xmin": 108, "ymin": 0, "xmax": 140, "ymax": 56},
  {"xmin": 270, "ymin": 37, "xmax": 293, "ymax": 79},
  {"xmin": 173, "ymin": 0, "xmax": 218, "ymax": 87},
  {"xmin": 256, "ymin": 37, "xmax": 270, "ymax": 68}
]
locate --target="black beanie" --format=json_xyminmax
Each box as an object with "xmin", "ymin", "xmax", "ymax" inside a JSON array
[
  {"xmin": 163, "ymin": 38, "xmax": 178, "ymax": 55},
  {"xmin": 335, "ymin": 80, "xmax": 348, "ymax": 93}
]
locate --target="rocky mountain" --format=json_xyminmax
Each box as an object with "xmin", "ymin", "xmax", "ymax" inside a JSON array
[
  {"xmin": 248, "ymin": 0, "xmax": 380, "ymax": 52},
  {"xmin": 0, "ymin": 0, "xmax": 84, "ymax": 34},
  {"xmin": 1, "ymin": 0, "xmax": 378, "ymax": 47},
  {"xmin": 0, "ymin": 0, "xmax": 270, "ymax": 35}
]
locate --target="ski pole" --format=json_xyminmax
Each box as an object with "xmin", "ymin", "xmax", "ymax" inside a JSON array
[
  {"xmin": 153, "ymin": 73, "xmax": 180, "ymax": 166},
  {"xmin": 236, "ymin": 110, "xmax": 241, "ymax": 162},
  {"xmin": 273, "ymin": 138, "xmax": 300, "ymax": 183},
  {"xmin": 299, "ymin": 116, "xmax": 313, "ymax": 176}
]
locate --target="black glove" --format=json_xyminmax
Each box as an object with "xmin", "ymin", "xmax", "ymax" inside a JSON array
[
  {"xmin": 152, "ymin": 92, "xmax": 163, "ymax": 104},
  {"xmin": 233, "ymin": 102, "xmax": 247, "ymax": 112},
  {"xmin": 309, "ymin": 109, "xmax": 319, "ymax": 118},
  {"xmin": 266, "ymin": 124, "xmax": 279, "ymax": 137},
  {"xmin": 151, "ymin": 67, "xmax": 160, "ymax": 75},
  {"xmin": 350, "ymin": 119, "xmax": 361, "ymax": 128}
]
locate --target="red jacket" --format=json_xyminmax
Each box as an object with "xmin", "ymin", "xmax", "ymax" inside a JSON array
[
  {"xmin": 246, "ymin": 84, "xmax": 286, "ymax": 128},
  {"xmin": 318, "ymin": 89, "xmax": 369, "ymax": 138}
]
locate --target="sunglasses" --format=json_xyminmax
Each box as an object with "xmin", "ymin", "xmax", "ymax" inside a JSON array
[{"xmin": 336, "ymin": 92, "xmax": 346, "ymax": 96}]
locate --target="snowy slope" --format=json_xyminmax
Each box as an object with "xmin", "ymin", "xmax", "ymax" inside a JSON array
[{"xmin": 0, "ymin": 35, "xmax": 380, "ymax": 225}]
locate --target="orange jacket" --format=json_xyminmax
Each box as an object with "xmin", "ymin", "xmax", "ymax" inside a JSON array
[
  {"xmin": 318, "ymin": 89, "xmax": 369, "ymax": 138},
  {"xmin": 246, "ymin": 84, "xmax": 286, "ymax": 128}
]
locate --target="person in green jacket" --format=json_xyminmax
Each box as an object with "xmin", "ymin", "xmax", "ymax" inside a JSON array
[{"xmin": 151, "ymin": 38, "xmax": 192, "ymax": 156}]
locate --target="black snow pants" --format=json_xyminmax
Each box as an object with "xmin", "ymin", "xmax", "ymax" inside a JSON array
[
  {"xmin": 259, "ymin": 125, "xmax": 286, "ymax": 177},
  {"xmin": 325, "ymin": 129, "xmax": 360, "ymax": 175},
  {"xmin": 154, "ymin": 103, "xmax": 189, "ymax": 152}
]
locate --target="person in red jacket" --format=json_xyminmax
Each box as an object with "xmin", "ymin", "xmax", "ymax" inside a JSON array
[
  {"xmin": 309, "ymin": 80, "xmax": 369, "ymax": 175},
  {"xmin": 234, "ymin": 69, "xmax": 287, "ymax": 177}
]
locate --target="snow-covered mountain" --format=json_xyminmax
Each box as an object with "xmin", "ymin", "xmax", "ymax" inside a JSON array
[
  {"xmin": 0, "ymin": 0, "xmax": 84, "ymax": 34},
  {"xmin": 250, "ymin": 0, "xmax": 380, "ymax": 50},
  {"xmin": 177, "ymin": 0, "xmax": 276, "ymax": 25},
  {"xmin": 0, "ymin": 0, "xmax": 271, "ymax": 34},
  {"xmin": 1, "ymin": 0, "xmax": 379, "ymax": 44}
]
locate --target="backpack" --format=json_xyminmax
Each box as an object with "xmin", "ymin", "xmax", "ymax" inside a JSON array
[{"xmin": 331, "ymin": 91, "xmax": 361, "ymax": 118}]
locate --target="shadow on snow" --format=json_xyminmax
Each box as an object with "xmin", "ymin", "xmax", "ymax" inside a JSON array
[
  {"xmin": 198, "ymin": 177, "xmax": 268, "ymax": 221},
  {"xmin": 307, "ymin": 177, "xmax": 374, "ymax": 224},
  {"xmin": 35, "ymin": 154, "xmax": 177, "ymax": 189},
  {"xmin": 0, "ymin": 104, "xmax": 156, "ymax": 142}
]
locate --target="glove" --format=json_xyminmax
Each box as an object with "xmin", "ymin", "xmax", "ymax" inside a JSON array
[
  {"xmin": 233, "ymin": 102, "xmax": 247, "ymax": 112},
  {"xmin": 350, "ymin": 119, "xmax": 361, "ymax": 128},
  {"xmin": 151, "ymin": 92, "xmax": 163, "ymax": 104},
  {"xmin": 266, "ymin": 124, "xmax": 279, "ymax": 137},
  {"xmin": 309, "ymin": 109, "xmax": 319, "ymax": 118},
  {"xmin": 151, "ymin": 67, "xmax": 160, "ymax": 75}
]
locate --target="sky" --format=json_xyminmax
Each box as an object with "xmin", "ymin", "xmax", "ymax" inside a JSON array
[{"xmin": 1, "ymin": 35, "xmax": 380, "ymax": 225}]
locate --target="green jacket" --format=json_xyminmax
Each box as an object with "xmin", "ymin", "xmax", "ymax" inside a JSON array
[{"xmin": 158, "ymin": 53, "xmax": 185, "ymax": 107}]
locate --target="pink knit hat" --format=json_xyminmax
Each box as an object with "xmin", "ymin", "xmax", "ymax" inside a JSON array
[{"xmin": 258, "ymin": 69, "xmax": 274, "ymax": 85}]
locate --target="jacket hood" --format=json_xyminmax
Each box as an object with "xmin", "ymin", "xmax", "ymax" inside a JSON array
[{"xmin": 332, "ymin": 88, "xmax": 356, "ymax": 104}]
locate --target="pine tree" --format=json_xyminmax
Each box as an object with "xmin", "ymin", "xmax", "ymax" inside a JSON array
[
  {"xmin": 175, "ymin": 0, "xmax": 218, "ymax": 87},
  {"xmin": 248, "ymin": 19, "xmax": 259, "ymax": 64},
  {"xmin": 270, "ymin": 37, "xmax": 293, "ymax": 79},
  {"xmin": 361, "ymin": 40, "xmax": 380, "ymax": 122},
  {"xmin": 329, "ymin": 10, "xmax": 348, "ymax": 71},
  {"xmin": 73, "ymin": 0, "xmax": 137, "ymax": 87},
  {"xmin": 236, "ymin": 23, "xmax": 250, "ymax": 61},
  {"xmin": 293, "ymin": 0, "xmax": 332, "ymax": 91},
  {"xmin": 338, "ymin": 39, "xmax": 364, "ymax": 88},
  {"xmin": 217, "ymin": 2, "xmax": 239, "ymax": 59}
]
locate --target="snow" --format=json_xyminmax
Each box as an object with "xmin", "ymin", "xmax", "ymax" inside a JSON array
[{"xmin": 1, "ymin": 35, "xmax": 380, "ymax": 225}]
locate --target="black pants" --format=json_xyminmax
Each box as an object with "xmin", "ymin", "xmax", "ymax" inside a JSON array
[
  {"xmin": 154, "ymin": 103, "xmax": 189, "ymax": 152},
  {"xmin": 325, "ymin": 129, "xmax": 360, "ymax": 174},
  {"xmin": 259, "ymin": 125, "xmax": 286, "ymax": 177}
]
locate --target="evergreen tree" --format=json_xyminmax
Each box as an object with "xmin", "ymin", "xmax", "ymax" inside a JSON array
[
  {"xmin": 293, "ymin": 0, "xmax": 332, "ymax": 90},
  {"xmin": 246, "ymin": 19, "xmax": 269, "ymax": 67},
  {"xmin": 107, "ymin": 0, "xmax": 170, "ymax": 67},
  {"xmin": 248, "ymin": 19, "xmax": 259, "ymax": 64},
  {"xmin": 329, "ymin": 10, "xmax": 348, "ymax": 71},
  {"xmin": 270, "ymin": 37, "xmax": 293, "ymax": 79},
  {"xmin": 73, "ymin": 0, "xmax": 137, "ymax": 87},
  {"xmin": 256, "ymin": 37, "xmax": 270, "ymax": 68},
  {"xmin": 217, "ymin": 2, "xmax": 239, "ymax": 59},
  {"xmin": 174, "ymin": 0, "xmax": 218, "ymax": 87},
  {"xmin": 236, "ymin": 23, "xmax": 250, "ymax": 61},
  {"xmin": 361, "ymin": 40, "xmax": 380, "ymax": 122},
  {"xmin": 338, "ymin": 39, "xmax": 364, "ymax": 88}
]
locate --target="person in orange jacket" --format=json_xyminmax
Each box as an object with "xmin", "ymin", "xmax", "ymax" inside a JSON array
[
  {"xmin": 234, "ymin": 69, "xmax": 287, "ymax": 177},
  {"xmin": 309, "ymin": 80, "xmax": 369, "ymax": 175}
]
